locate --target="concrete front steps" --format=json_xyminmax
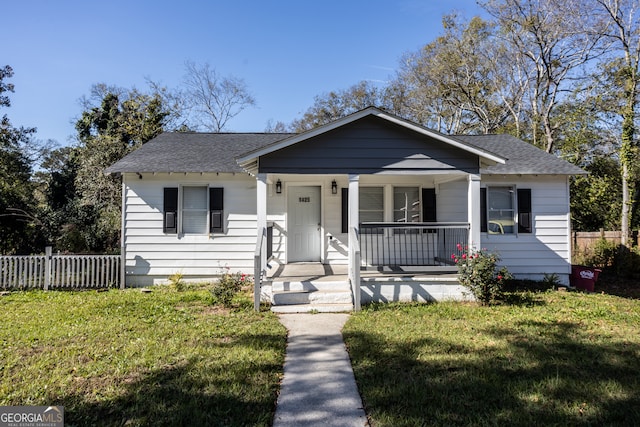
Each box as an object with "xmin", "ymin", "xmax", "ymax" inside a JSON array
[{"xmin": 269, "ymin": 280, "xmax": 354, "ymax": 313}]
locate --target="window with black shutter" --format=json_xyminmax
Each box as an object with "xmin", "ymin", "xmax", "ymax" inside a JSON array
[
  {"xmin": 480, "ymin": 187, "xmax": 533, "ymax": 234},
  {"xmin": 422, "ymin": 188, "xmax": 437, "ymax": 222},
  {"xmin": 341, "ymin": 188, "xmax": 348, "ymax": 233},
  {"xmin": 480, "ymin": 188, "xmax": 487, "ymax": 233},
  {"xmin": 209, "ymin": 187, "xmax": 224, "ymax": 233},
  {"xmin": 163, "ymin": 187, "xmax": 178, "ymax": 234},
  {"xmin": 517, "ymin": 189, "xmax": 532, "ymax": 233}
]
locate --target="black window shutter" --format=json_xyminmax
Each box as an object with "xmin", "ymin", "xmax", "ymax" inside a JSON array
[
  {"xmin": 422, "ymin": 188, "xmax": 437, "ymax": 222},
  {"xmin": 341, "ymin": 188, "xmax": 349, "ymax": 234},
  {"xmin": 480, "ymin": 188, "xmax": 487, "ymax": 233},
  {"xmin": 163, "ymin": 187, "xmax": 178, "ymax": 234},
  {"xmin": 210, "ymin": 187, "xmax": 224, "ymax": 233},
  {"xmin": 517, "ymin": 188, "xmax": 532, "ymax": 233}
]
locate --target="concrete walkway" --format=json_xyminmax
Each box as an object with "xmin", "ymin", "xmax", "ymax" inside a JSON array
[{"xmin": 273, "ymin": 314, "xmax": 369, "ymax": 427}]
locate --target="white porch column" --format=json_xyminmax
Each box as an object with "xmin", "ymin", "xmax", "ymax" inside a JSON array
[
  {"xmin": 348, "ymin": 174, "xmax": 360, "ymax": 232},
  {"xmin": 348, "ymin": 174, "xmax": 361, "ymax": 311},
  {"xmin": 256, "ymin": 173, "xmax": 268, "ymax": 268},
  {"xmin": 255, "ymin": 174, "xmax": 268, "ymax": 311},
  {"xmin": 467, "ymin": 173, "xmax": 481, "ymax": 250}
]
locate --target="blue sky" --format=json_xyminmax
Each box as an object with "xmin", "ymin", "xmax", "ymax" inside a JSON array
[{"xmin": 5, "ymin": 0, "xmax": 484, "ymax": 145}]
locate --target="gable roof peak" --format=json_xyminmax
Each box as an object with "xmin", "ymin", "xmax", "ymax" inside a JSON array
[{"xmin": 236, "ymin": 106, "xmax": 506, "ymax": 174}]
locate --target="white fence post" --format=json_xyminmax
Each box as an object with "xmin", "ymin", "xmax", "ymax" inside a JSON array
[
  {"xmin": 120, "ymin": 251, "xmax": 125, "ymax": 289},
  {"xmin": 44, "ymin": 246, "xmax": 52, "ymax": 291}
]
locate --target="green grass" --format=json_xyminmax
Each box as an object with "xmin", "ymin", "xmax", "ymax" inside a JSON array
[
  {"xmin": 0, "ymin": 287, "xmax": 287, "ymax": 426},
  {"xmin": 343, "ymin": 291, "xmax": 640, "ymax": 426}
]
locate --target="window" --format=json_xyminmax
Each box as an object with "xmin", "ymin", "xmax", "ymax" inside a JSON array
[
  {"xmin": 393, "ymin": 187, "xmax": 420, "ymax": 223},
  {"xmin": 342, "ymin": 186, "xmax": 433, "ymax": 232},
  {"xmin": 488, "ymin": 186, "xmax": 515, "ymax": 234},
  {"xmin": 359, "ymin": 187, "xmax": 384, "ymax": 223},
  {"xmin": 182, "ymin": 186, "xmax": 208, "ymax": 234},
  {"xmin": 481, "ymin": 187, "xmax": 532, "ymax": 234},
  {"xmin": 163, "ymin": 187, "xmax": 224, "ymax": 235}
]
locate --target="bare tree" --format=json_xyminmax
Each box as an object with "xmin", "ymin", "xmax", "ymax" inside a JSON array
[
  {"xmin": 264, "ymin": 119, "xmax": 289, "ymax": 133},
  {"xmin": 482, "ymin": 0, "xmax": 607, "ymax": 152},
  {"xmin": 392, "ymin": 15, "xmax": 520, "ymax": 135},
  {"xmin": 289, "ymin": 81, "xmax": 385, "ymax": 132},
  {"xmin": 183, "ymin": 61, "xmax": 256, "ymax": 132}
]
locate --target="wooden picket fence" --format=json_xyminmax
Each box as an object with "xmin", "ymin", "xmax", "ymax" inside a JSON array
[
  {"xmin": 572, "ymin": 229, "xmax": 639, "ymax": 253},
  {"xmin": 0, "ymin": 247, "xmax": 122, "ymax": 290}
]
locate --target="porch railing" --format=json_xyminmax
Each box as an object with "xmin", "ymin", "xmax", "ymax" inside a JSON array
[{"xmin": 359, "ymin": 222, "xmax": 469, "ymax": 268}]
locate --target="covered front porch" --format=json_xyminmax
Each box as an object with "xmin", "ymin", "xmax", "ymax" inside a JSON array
[
  {"xmin": 238, "ymin": 108, "xmax": 504, "ymax": 311},
  {"xmin": 251, "ymin": 173, "xmax": 480, "ymax": 312}
]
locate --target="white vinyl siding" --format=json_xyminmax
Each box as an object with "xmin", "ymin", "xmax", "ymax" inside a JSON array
[
  {"xmin": 122, "ymin": 173, "xmax": 257, "ymax": 286},
  {"xmin": 480, "ymin": 176, "xmax": 572, "ymax": 283},
  {"xmin": 121, "ymin": 172, "xmax": 573, "ymax": 287}
]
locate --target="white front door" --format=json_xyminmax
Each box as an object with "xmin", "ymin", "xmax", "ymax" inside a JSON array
[{"xmin": 288, "ymin": 186, "xmax": 321, "ymax": 262}]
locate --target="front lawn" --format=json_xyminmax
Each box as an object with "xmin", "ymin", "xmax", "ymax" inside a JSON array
[
  {"xmin": 344, "ymin": 291, "xmax": 640, "ymax": 426},
  {"xmin": 0, "ymin": 288, "xmax": 287, "ymax": 426}
]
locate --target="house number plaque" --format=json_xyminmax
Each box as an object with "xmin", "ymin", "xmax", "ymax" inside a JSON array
[{"xmin": 299, "ymin": 197, "xmax": 311, "ymax": 203}]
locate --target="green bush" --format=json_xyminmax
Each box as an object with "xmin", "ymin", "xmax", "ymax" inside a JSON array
[
  {"xmin": 575, "ymin": 237, "xmax": 640, "ymax": 277},
  {"xmin": 211, "ymin": 271, "xmax": 251, "ymax": 307},
  {"xmin": 585, "ymin": 237, "xmax": 618, "ymax": 269},
  {"xmin": 168, "ymin": 271, "xmax": 186, "ymax": 291},
  {"xmin": 614, "ymin": 244, "xmax": 640, "ymax": 277},
  {"xmin": 452, "ymin": 244, "xmax": 511, "ymax": 305}
]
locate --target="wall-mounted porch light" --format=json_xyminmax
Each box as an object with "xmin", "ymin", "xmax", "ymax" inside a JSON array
[
  {"xmin": 331, "ymin": 179, "xmax": 338, "ymax": 195},
  {"xmin": 276, "ymin": 179, "xmax": 282, "ymax": 194}
]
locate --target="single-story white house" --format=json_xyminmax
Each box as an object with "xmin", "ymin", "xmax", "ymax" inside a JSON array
[{"xmin": 106, "ymin": 107, "xmax": 584, "ymax": 311}]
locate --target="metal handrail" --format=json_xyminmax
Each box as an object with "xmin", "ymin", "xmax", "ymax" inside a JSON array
[
  {"xmin": 358, "ymin": 222, "xmax": 469, "ymax": 268},
  {"xmin": 360, "ymin": 222, "xmax": 470, "ymax": 229}
]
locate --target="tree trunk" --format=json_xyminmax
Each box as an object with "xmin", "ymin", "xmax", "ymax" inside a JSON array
[
  {"xmin": 622, "ymin": 162, "xmax": 631, "ymax": 247},
  {"xmin": 620, "ymin": 87, "xmax": 636, "ymax": 248}
]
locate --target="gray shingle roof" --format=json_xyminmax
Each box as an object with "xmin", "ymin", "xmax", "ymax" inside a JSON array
[
  {"xmin": 106, "ymin": 130, "xmax": 585, "ymax": 176},
  {"xmin": 456, "ymin": 134, "xmax": 585, "ymax": 175},
  {"xmin": 105, "ymin": 132, "xmax": 292, "ymax": 174}
]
